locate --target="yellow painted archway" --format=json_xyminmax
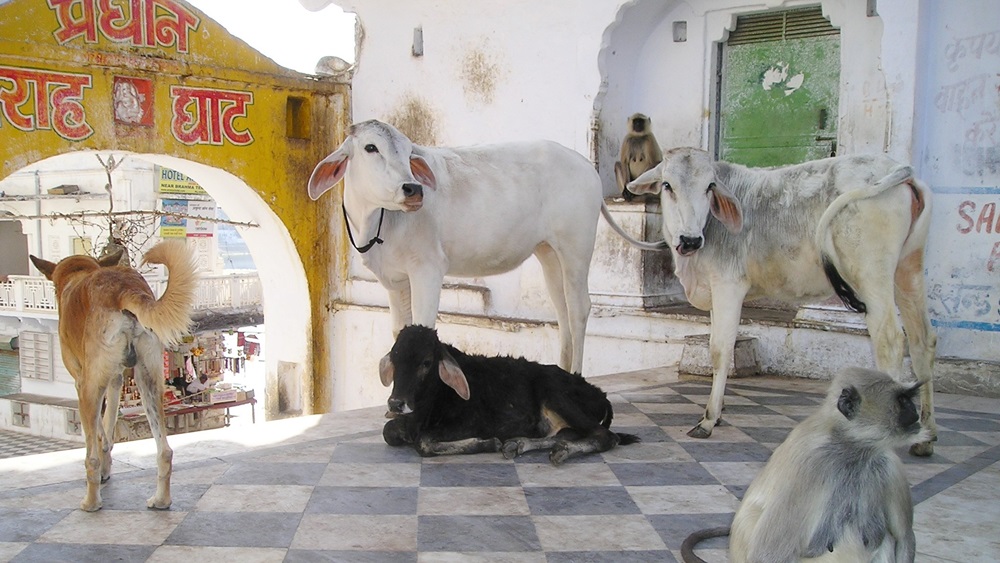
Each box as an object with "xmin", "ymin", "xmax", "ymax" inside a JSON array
[{"xmin": 0, "ymin": 0, "xmax": 350, "ymax": 415}]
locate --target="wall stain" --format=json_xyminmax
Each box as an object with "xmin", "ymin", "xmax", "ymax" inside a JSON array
[
  {"xmin": 387, "ymin": 94, "xmax": 439, "ymax": 146},
  {"xmin": 460, "ymin": 40, "xmax": 508, "ymax": 105}
]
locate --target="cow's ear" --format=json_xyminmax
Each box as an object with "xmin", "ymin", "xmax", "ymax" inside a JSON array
[
  {"xmin": 709, "ymin": 180, "xmax": 743, "ymax": 233},
  {"xmin": 378, "ymin": 353, "xmax": 394, "ymax": 387},
  {"xmin": 627, "ymin": 166, "xmax": 662, "ymax": 195},
  {"xmin": 308, "ymin": 138, "xmax": 352, "ymax": 201},
  {"xmin": 409, "ymin": 153, "xmax": 436, "ymax": 190},
  {"xmin": 29, "ymin": 255, "xmax": 57, "ymax": 280},
  {"xmin": 438, "ymin": 349, "xmax": 470, "ymax": 400}
]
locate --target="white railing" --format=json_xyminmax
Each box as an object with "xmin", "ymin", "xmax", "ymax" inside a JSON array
[{"xmin": 0, "ymin": 273, "xmax": 261, "ymax": 316}]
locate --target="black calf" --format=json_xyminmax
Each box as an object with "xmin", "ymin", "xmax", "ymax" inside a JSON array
[{"xmin": 380, "ymin": 325, "xmax": 639, "ymax": 465}]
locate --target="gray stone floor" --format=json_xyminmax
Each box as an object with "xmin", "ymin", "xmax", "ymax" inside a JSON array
[
  {"xmin": 0, "ymin": 429, "xmax": 80, "ymax": 460},
  {"xmin": 0, "ymin": 368, "xmax": 998, "ymax": 562}
]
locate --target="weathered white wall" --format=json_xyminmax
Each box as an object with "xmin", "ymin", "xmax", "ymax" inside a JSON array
[
  {"xmin": 302, "ymin": 0, "xmax": 999, "ymax": 411},
  {"xmin": 324, "ymin": 0, "xmax": 620, "ymax": 151},
  {"xmin": 912, "ymin": 0, "xmax": 1000, "ymax": 362}
]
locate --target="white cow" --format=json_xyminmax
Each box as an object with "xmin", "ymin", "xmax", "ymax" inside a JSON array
[
  {"xmin": 308, "ymin": 120, "xmax": 609, "ymax": 374},
  {"xmin": 629, "ymin": 147, "xmax": 937, "ymax": 455}
]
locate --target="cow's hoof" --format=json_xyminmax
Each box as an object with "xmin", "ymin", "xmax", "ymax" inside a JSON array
[
  {"xmin": 80, "ymin": 499, "xmax": 102, "ymax": 512},
  {"xmin": 500, "ymin": 440, "xmax": 522, "ymax": 459},
  {"xmin": 909, "ymin": 441, "xmax": 934, "ymax": 457},
  {"xmin": 686, "ymin": 425, "xmax": 713, "ymax": 439},
  {"xmin": 147, "ymin": 496, "xmax": 171, "ymax": 510}
]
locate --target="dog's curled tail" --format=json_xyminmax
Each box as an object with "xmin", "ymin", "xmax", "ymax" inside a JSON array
[{"xmin": 123, "ymin": 240, "xmax": 198, "ymax": 347}]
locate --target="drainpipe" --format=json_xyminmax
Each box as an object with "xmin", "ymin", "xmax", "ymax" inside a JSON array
[
  {"xmin": 34, "ymin": 171, "xmax": 42, "ymax": 259},
  {"xmin": 589, "ymin": 110, "xmax": 601, "ymax": 168}
]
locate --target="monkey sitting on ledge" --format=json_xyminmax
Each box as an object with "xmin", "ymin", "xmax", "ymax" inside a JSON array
[
  {"xmin": 614, "ymin": 112, "xmax": 661, "ymax": 201},
  {"xmin": 682, "ymin": 367, "xmax": 928, "ymax": 563}
]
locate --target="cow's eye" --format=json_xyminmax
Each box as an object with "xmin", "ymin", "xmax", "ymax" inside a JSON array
[
  {"xmin": 420, "ymin": 359, "xmax": 433, "ymax": 370},
  {"xmin": 662, "ymin": 182, "xmax": 673, "ymax": 193},
  {"xmin": 364, "ymin": 143, "xmax": 379, "ymax": 154}
]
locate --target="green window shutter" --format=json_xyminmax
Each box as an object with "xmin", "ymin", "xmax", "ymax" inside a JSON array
[{"xmin": 727, "ymin": 7, "xmax": 839, "ymax": 46}]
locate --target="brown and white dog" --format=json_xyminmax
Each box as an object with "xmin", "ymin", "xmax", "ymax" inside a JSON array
[{"xmin": 30, "ymin": 240, "xmax": 197, "ymax": 512}]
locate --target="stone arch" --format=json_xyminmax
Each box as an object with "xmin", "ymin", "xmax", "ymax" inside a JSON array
[{"xmin": 0, "ymin": 0, "xmax": 351, "ymax": 416}]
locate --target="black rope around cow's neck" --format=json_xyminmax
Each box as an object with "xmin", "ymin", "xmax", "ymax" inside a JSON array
[{"xmin": 343, "ymin": 205, "xmax": 385, "ymax": 253}]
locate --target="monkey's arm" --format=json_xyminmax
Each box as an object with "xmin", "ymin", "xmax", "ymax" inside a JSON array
[
  {"xmin": 743, "ymin": 482, "xmax": 821, "ymax": 563},
  {"xmin": 886, "ymin": 463, "xmax": 916, "ymax": 562},
  {"xmin": 614, "ymin": 161, "xmax": 628, "ymax": 193}
]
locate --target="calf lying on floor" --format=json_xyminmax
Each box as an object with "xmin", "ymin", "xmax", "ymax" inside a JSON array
[{"xmin": 380, "ymin": 325, "xmax": 639, "ymax": 465}]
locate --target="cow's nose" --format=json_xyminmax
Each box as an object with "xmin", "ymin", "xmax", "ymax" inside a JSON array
[
  {"xmin": 401, "ymin": 183, "xmax": 423, "ymax": 198},
  {"xmin": 679, "ymin": 235, "xmax": 703, "ymax": 253},
  {"xmin": 387, "ymin": 397, "xmax": 405, "ymax": 413}
]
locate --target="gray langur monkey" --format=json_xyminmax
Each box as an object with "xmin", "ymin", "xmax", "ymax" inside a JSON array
[
  {"xmin": 681, "ymin": 367, "xmax": 927, "ymax": 563},
  {"xmin": 614, "ymin": 113, "xmax": 662, "ymax": 201}
]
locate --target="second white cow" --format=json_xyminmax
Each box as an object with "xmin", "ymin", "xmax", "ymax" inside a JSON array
[
  {"xmin": 629, "ymin": 147, "xmax": 937, "ymax": 456},
  {"xmin": 308, "ymin": 120, "xmax": 604, "ymax": 374}
]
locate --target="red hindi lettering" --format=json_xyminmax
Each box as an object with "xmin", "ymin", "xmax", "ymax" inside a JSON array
[
  {"xmin": 97, "ymin": 0, "xmax": 143, "ymax": 45},
  {"xmin": 48, "ymin": 0, "xmax": 99, "ymax": 44},
  {"xmin": 47, "ymin": 0, "xmax": 199, "ymax": 52},
  {"xmin": 170, "ymin": 86, "xmax": 254, "ymax": 146},
  {"xmin": 152, "ymin": 0, "xmax": 200, "ymax": 53},
  {"xmin": 0, "ymin": 66, "xmax": 93, "ymax": 141},
  {"xmin": 50, "ymin": 74, "xmax": 94, "ymax": 140},
  {"xmin": 0, "ymin": 67, "xmax": 35, "ymax": 130}
]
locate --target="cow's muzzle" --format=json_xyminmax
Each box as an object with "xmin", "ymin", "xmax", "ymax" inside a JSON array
[
  {"xmin": 387, "ymin": 397, "xmax": 406, "ymax": 415},
  {"xmin": 401, "ymin": 183, "xmax": 423, "ymax": 211},
  {"xmin": 677, "ymin": 235, "xmax": 703, "ymax": 256}
]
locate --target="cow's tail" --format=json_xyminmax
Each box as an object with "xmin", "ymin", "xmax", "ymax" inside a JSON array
[
  {"xmin": 119, "ymin": 240, "xmax": 198, "ymax": 347},
  {"xmin": 601, "ymin": 201, "xmax": 670, "ymax": 251},
  {"xmin": 814, "ymin": 165, "xmax": 916, "ymax": 314}
]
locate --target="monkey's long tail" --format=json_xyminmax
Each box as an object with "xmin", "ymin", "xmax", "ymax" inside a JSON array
[
  {"xmin": 680, "ymin": 526, "xmax": 731, "ymax": 563},
  {"xmin": 600, "ymin": 202, "xmax": 669, "ymax": 251}
]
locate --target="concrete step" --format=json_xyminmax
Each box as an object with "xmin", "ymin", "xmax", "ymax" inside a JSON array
[{"xmin": 679, "ymin": 334, "xmax": 761, "ymax": 378}]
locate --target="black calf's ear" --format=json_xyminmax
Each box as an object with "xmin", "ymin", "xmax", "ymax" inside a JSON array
[
  {"xmin": 378, "ymin": 353, "xmax": 394, "ymax": 387},
  {"xmin": 837, "ymin": 386, "xmax": 861, "ymax": 420},
  {"xmin": 438, "ymin": 348, "xmax": 470, "ymax": 400}
]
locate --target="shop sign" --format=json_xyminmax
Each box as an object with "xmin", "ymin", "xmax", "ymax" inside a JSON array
[
  {"xmin": 187, "ymin": 200, "xmax": 216, "ymax": 237},
  {"xmin": 160, "ymin": 198, "xmax": 187, "ymax": 238},
  {"xmin": 158, "ymin": 166, "xmax": 207, "ymax": 196}
]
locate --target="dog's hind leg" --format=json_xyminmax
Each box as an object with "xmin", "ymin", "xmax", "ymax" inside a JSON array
[
  {"xmin": 100, "ymin": 370, "xmax": 125, "ymax": 483},
  {"xmin": 133, "ymin": 334, "xmax": 173, "ymax": 509},
  {"xmin": 75, "ymin": 373, "xmax": 107, "ymax": 512}
]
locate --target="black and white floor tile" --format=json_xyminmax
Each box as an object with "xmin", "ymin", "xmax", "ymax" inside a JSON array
[{"xmin": 0, "ymin": 369, "xmax": 997, "ymax": 562}]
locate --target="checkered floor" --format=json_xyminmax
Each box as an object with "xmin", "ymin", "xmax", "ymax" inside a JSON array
[
  {"xmin": 0, "ymin": 429, "xmax": 81, "ymax": 460},
  {"xmin": 1, "ymin": 369, "xmax": 998, "ymax": 562}
]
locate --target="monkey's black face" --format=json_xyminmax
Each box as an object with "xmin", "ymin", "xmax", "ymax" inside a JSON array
[
  {"xmin": 896, "ymin": 386, "xmax": 921, "ymax": 432},
  {"xmin": 632, "ymin": 118, "xmax": 646, "ymax": 133}
]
